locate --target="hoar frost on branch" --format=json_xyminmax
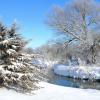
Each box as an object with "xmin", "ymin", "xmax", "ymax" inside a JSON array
[{"xmin": 46, "ymin": 0, "xmax": 100, "ymax": 64}]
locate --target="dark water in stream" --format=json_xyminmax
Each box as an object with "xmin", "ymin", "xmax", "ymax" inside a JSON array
[{"xmin": 48, "ymin": 69, "xmax": 100, "ymax": 90}]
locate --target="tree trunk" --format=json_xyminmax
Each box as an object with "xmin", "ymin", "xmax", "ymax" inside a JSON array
[{"xmin": 90, "ymin": 45, "xmax": 96, "ymax": 64}]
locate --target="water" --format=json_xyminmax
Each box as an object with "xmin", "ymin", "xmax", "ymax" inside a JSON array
[{"xmin": 48, "ymin": 69, "xmax": 100, "ymax": 90}]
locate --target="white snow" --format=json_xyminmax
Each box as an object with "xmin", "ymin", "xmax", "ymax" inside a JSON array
[
  {"xmin": 53, "ymin": 64, "xmax": 100, "ymax": 80},
  {"xmin": 0, "ymin": 82, "xmax": 100, "ymax": 100},
  {"xmin": 12, "ymin": 45, "xmax": 17, "ymax": 49},
  {"xmin": 7, "ymin": 49, "xmax": 17, "ymax": 55},
  {"xmin": 2, "ymin": 39, "xmax": 9, "ymax": 45}
]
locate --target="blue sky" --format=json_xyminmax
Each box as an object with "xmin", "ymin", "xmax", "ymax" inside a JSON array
[
  {"xmin": 0, "ymin": 0, "xmax": 99, "ymax": 48},
  {"xmin": 0, "ymin": 0, "xmax": 70, "ymax": 48}
]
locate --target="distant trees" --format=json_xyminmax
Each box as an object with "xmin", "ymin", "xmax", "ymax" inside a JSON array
[
  {"xmin": 46, "ymin": 0, "xmax": 100, "ymax": 64},
  {"xmin": 22, "ymin": 47, "xmax": 35, "ymax": 54},
  {"xmin": 37, "ymin": 39, "xmax": 72, "ymax": 64},
  {"xmin": 0, "ymin": 22, "xmax": 45, "ymax": 93}
]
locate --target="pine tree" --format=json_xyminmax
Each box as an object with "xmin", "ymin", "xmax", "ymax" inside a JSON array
[{"xmin": 0, "ymin": 22, "xmax": 45, "ymax": 93}]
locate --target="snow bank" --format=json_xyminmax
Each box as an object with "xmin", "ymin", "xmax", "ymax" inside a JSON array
[
  {"xmin": 0, "ymin": 82, "xmax": 100, "ymax": 100},
  {"xmin": 53, "ymin": 64, "xmax": 100, "ymax": 80}
]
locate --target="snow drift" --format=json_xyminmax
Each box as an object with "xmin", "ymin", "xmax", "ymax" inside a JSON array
[
  {"xmin": 0, "ymin": 82, "xmax": 100, "ymax": 100},
  {"xmin": 53, "ymin": 64, "xmax": 100, "ymax": 80}
]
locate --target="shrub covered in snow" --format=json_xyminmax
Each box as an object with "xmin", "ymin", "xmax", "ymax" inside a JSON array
[
  {"xmin": 0, "ymin": 22, "xmax": 46, "ymax": 93},
  {"xmin": 53, "ymin": 64, "xmax": 100, "ymax": 81}
]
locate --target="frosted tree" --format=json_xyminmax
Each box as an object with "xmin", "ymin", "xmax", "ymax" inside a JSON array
[
  {"xmin": 0, "ymin": 22, "xmax": 45, "ymax": 93},
  {"xmin": 23, "ymin": 47, "xmax": 34, "ymax": 54},
  {"xmin": 46, "ymin": 0, "xmax": 100, "ymax": 64}
]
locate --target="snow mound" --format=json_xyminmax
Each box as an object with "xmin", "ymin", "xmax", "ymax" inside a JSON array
[
  {"xmin": 0, "ymin": 82, "xmax": 100, "ymax": 100},
  {"xmin": 53, "ymin": 64, "xmax": 100, "ymax": 80}
]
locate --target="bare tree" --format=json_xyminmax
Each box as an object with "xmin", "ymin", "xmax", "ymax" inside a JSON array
[{"xmin": 46, "ymin": 0, "xmax": 100, "ymax": 64}]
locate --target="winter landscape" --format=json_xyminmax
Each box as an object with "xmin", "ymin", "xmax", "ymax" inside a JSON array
[{"xmin": 0, "ymin": 0, "xmax": 100, "ymax": 100}]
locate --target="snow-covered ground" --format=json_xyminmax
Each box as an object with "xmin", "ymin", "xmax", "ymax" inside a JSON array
[
  {"xmin": 0, "ymin": 82, "xmax": 100, "ymax": 100},
  {"xmin": 53, "ymin": 64, "xmax": 100, "ymax": 80}
]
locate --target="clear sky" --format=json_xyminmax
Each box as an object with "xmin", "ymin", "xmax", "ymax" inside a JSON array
[
  {"xmin": 0, "ymin": 0, "xmax": 70, "ymax": 48},
  {"xmin": 0, "ymin": 0, "xmax": 99, "ymax": 48}
]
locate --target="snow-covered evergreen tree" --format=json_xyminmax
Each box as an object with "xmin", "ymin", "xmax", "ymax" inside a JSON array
[{"xmin": 0, "ymin": 22, "xmax": 45, "ymax": 93}]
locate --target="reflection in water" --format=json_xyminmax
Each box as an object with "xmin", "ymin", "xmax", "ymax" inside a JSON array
[{"xmin": 48, "ymin": 70, "xmax": 100, "ymax": 90}]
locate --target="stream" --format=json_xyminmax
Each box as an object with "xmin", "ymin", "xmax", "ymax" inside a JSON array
[{"xmin": 48, "ymin": 69, "xmax": 100, "ymax": 90}]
